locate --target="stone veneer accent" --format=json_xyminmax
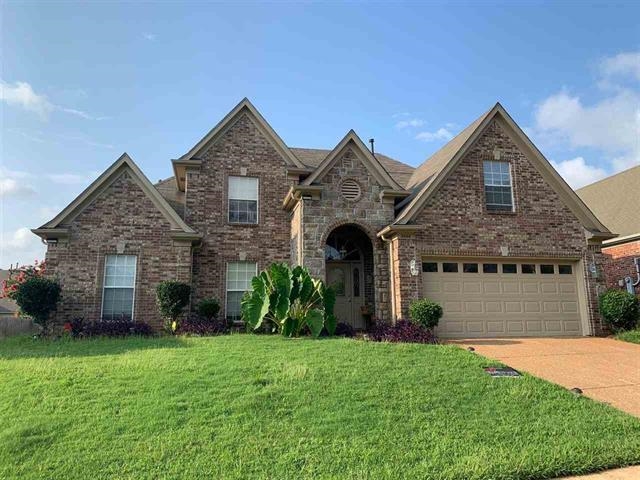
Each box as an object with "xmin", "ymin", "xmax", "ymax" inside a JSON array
[
  {"xmin": 297, "ymin": 146, "xmax": 396, "ymax": 321},
  {"xmin": 45, "ymin": 171, "xmax": 192, "ymax": 330},
  {"xmin": 390, "ymin": 120, "xmax": 608, "ymax": 334}
]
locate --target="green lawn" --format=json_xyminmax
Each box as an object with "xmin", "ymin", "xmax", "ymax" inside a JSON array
[
  {"xmin": 2, "ymin": 335, "xmax": 640, "ymax": 480},
  {"xmin": 616, "ymin": 329, "xmax": 640, "ymax": 344}
]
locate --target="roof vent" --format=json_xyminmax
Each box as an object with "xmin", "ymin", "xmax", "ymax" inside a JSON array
[{"xmin": 341, "ymin": 179, "xmax": 362, "ymax": 201}]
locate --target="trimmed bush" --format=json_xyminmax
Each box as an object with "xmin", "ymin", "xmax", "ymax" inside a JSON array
[
  {"xmin": 63, "ymin": 317, "xmax": 153, "ymax": 338},
  {"xmin": 369, "ymin": 320, "xmax": 438, "ymax": 344},
  {"xmin": 176, "ymin": 317, "xmax": 227, "ymax": 336},
  {"xmin": 13, "ymin": 276, "xmax": 61, "ymax": 330},
  {"xmin": 196, "ymin": 298, "xmax": 221, "ymax": 322},
  {"xmin": 156, "ymin": 281, "xmax": 191, "ymax": 333},
  {"xmin": 334, "ymin": 322, "xmax": 355, "ymax": 338},
  {"xmin": 409, "ymin": 299, "xmax": 443, "ymax": 330},
  {"xmin": 599, "ymin": 289, "xmax": 639, "ymax": 331}
]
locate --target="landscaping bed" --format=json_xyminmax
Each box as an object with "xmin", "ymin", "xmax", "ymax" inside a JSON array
[
  {"xmin": 616, "ymin": 329, "xmax": 640, "ymax": 344},
  {"xmin": 1, "ymin": 335, "xmax": 640, "ymax": 480}
]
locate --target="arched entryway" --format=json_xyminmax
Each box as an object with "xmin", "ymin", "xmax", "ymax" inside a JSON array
[{"xmin": 325, "ymin": 224, "xmax": 374, "ymax": 329}]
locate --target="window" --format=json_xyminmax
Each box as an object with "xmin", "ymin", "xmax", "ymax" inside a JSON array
[
  {"xmin": 540, "ymin": 264, "xmax": 555, "ymax": 274},
  {"xmin": 228, "ymin": 176, "xmax": 258, "ymax": 224},
  {"xmin": 422, "ymin": 262, "xmax": 438, "ymax": 273},
  {"xmin": 483, "ymin": 263, "xmax": 498, "ymax": 273},
  {"xmin": 483, "ymin": 161, "xmax": 513, "ymax": 211},
  {"xmin": 102, "ymin": 255, "xmax": 136, "ymax": 321},
  {"xmin": 463, "ymin": 263, "xmax": 478, "ymax": 273},
  {"xmin": 502, "ymin": 264, "xmax": 517, "ymax": 274},
  {"xmin": 226, "ymin": 262, "xmax": 257, "ymax": 320},
  {"xmin": 443, "ymin": 262, "xmax": 459, "ymax": 273},
  {"xmin": 559, "ymin": 265, "xmax": 573, "ymax": 275},
  {"xmin": 522, "ymin": 264, "xmax": 536, "ymax": 274}
]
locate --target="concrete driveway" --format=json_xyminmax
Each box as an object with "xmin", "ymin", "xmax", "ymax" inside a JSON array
[{"xmin": 450, "ymin": 337, "xmax": 640, "ymax": 417}]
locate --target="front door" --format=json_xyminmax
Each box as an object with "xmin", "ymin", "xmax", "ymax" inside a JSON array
[{"xmin": 326, "ymin": 262, "xmax": 365, "ymax": 329}]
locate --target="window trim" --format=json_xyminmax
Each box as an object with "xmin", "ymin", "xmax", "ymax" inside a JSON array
[
  {"xmin": 100, "ymin": 254, "xmax": 137, "ymax": 321},
  {"xmin": 227, "ymin": 175, "xmax": 259, "ymax": 225},
  {"xmin": 483, "ymin": 160, "xmax": 515, "ymax": 212},
  {"xmin": 225, "ymin": 261, "xmax": 258, "ymax": 321}
]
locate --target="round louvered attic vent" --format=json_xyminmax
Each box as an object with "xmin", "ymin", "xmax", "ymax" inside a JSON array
[{"xmin": 340, "ymin": 179, "xmax": 362, "ymax": 201}]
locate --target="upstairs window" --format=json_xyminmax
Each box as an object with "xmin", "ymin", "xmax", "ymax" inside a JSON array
[
  {"xmin": 483, "ymin": 161, "xmax": 514, "ymax": 212},
  {"xmin": 102, "ymin": 255, "xmax": 136, "ymax": 321},
  {"xmin": 228, "ymin": 176, "xmax": 258, "ymax": 224}
]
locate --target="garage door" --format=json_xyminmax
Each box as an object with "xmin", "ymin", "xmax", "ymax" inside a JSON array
[{"xmin": 422, "ymin": 258, "xmax": 582, "ymax": 338}]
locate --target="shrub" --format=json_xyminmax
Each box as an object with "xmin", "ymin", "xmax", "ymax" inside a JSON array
[
  {"xmin": 155, "ymin": 281, "xmax": 191, "ymax": 333},
  {"xmin": 369, "ymin": 320, "xmax": 438, "ymax": 344},
  {"xmin": 63, "ymin": 317, "xmax": 153, "ymax": 338},
  {"xmin": 1, "ymin": 260, "xmax": 46, "ymax": 300},
  {"xmin": 13, "ymin": 276, "xmax": 61, "ymax": 330},
  {"xmin": 334, "ymin": 322, "xmax": 355, "ymax": 338},
  {"xmin": 241, "ymin": 263, "xmax": 336, "ymax": 338},
  {"xmin": 196, "ymin": 298, "xmax": 221, "ymax": 322},
  {"xmin": 176, "ymin": 316, "xmax": 227, "ymax": 336},
  {"xmin": 599, "ymin": 290, "xmax": 639, "ymax": 331},
  {"xmin": 409, "ymin": 299, "xmax": 443, "ymax": 330}
]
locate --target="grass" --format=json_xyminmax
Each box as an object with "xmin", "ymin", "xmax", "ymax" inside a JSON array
[
  {"xmin": 1, "ymin": 335, "xmax": 640, "ymax": 480},
  {"xmin": 616, "ymin": 329, "xmax": 640, "ymax": 344}
]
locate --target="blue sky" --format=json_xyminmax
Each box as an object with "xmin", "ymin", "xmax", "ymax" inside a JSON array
[{"xmin": 1, "ymin": 1, "xmax": 639, "ymax": 268}]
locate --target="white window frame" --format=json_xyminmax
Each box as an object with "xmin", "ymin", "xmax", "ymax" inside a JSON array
[
  {"xmin": 228, "ymin": 176, "xmax": 259, "ymax": 224},
  {"xmin": 483, "ymin": 160, "xmax": 515, "ymax": 212},
  {"xmin": 225, "ymin": 261, "xmax": 258, "ymax": 321},
  {"xmin": 101, "ymin": 254, "xmax": 137, "ymax": 321}
]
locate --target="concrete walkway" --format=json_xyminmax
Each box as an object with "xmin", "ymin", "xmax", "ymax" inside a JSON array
[
  {"xmin": 449, "ymin": 337, "xmax": 640, "ymax": 417},
  {"xmin": 557, "ymin": 465, "xmax": 640, "ymax": 479}
]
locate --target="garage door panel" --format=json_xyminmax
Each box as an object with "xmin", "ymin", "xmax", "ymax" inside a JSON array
[{"xmin": 424, "ymin": 258, "xmax": 582, "ymax": 338}]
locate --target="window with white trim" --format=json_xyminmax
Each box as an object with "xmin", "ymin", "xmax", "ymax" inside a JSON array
[
  {"xmin": 102, "ymin": 255, "xmax": 137, "ymax": 321},
  {"xmin": 226, "ymin": 262, "xmax": 257, "ymax": 320},
  {"xmin": 483, "ymin": 160, "xmax": 514, "ymax": 211},
  {"xmin": 228, "ymin": 176, "xmax": 258, "ymax": 224}
]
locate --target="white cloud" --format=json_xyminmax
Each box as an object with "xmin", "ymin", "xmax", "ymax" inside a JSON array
[
  {"xmin": 0, "ymin": 227, "xmax": 46, "ymax": 268},
  {"xmin": 0, "ymin": 167, "xmax": 36, "ymax": 198},
  {"xmin": 600, "ymin": 51, "xmax": 640, "ymax": 81},
  {"xmin": 0, "ymin": 80, "xmax": 53, "ymax": 119},
  {"xmin": 0, "ymin": 79, "xmax": 107, "ymax": 120},
  {"xmin": 143, "ymin": 33, "xmax": 157, "ymax": 41},
  {"xmin": 415, "ymin": 127, "xmax": 454, "ymax": 142},
  {"xmin": 551, "ymin": 157, "xmax": 608, "ymax": 189},
  {"xmin": 395, "ymin": 118, "xmax": 425, "ymax": 129}
]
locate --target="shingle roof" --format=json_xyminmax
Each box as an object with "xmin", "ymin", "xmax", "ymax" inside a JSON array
[
  {"xmin": 405, "ymin": 107, "xmax": 493, "ymax": 190},
  {"xmin": 290, "ymin": 147, "xmax": 414, "ymax": 188},
  {"xmin": 154, "ymin": 177, "xmax": 186, "ymax": 219},
  {"xmin": 576, "ymin": 164, "xmax": 640, "ymax": 237}
]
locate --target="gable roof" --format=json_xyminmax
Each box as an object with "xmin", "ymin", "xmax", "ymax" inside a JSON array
[
  {"xmin": 178, "ymin": 97, "xmax": 304, "ymax": 168},
  {"xmin": 291, "ymin": 147, "xmax": 414, "ymax": 187},
  {"xmin": 33, "ymin": 153, "xmax": 197, "ymax": 237},
  {"xmin": 394, "ymin": 103, "xmax": 613, "ymax": 237},
  {"xmin": 577, "ymin": 164, "xmax": 640, "ymax": 238},
  {"xmin": 301, "ymin": 130, "xmax": 403, "ymax": 189}
]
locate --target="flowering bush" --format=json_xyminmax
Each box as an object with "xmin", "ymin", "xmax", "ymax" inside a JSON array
[
  {"xmin": 1, "ymin": 260, "xmax": 46, "ymax": 300},
  {"xmin": 369, "ymin": 320, "xmax": 438, "ymax": 344}
]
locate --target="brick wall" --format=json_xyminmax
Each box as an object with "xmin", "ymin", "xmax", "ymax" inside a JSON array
[
  {"xmin": 184, "ymin": 113, "xmax": 295, "ymax": 316},
  {"xmin": 603, "ymin": 240, "xmax": 640, "ymax": 294},
  {"xmin": 390, "ymin": 119, "xmax": 608, "ymax": 333},
  {"xmin": 298, "ymin": 146, "xmax": 396, "ymax": 321},
  {"xmin": 45, "ymin": 170, "xmax": 192, "ymax": 330}
]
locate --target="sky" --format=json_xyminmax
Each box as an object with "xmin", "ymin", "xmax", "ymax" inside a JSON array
[{"xmin": 1, "ymin": 1, "xmax": 639, "ymax": 268}]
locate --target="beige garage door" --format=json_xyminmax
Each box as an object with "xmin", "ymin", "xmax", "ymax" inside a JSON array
[{"xmin": 422, "ymin": 258, "xmax": 582, "ymax": 338}]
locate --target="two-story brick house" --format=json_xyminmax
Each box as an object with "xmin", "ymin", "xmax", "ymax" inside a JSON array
[{"xmin": 32, "ymin": 99, "xmax": 614, "ymax": 337}]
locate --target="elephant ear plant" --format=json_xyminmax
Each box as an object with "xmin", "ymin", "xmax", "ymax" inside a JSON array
[{"xmin": 241, "ymin": 263, "xmax": 336, "ymax": 338}]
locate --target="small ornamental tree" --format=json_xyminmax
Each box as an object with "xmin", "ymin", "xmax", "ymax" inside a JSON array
[
  {"xmin": 13, "ymin": 276, "xmax": 61, "ymax": 331},
  {"xmin": 1, "ymin": 260, "xmax": 46, "ymax": 300},
  {"xmin": 156, "ymin": 281, "xmax": 191, "ymax": 333},
  {"xmin": 599, "ymin": 289, "xmax": 639, "ymax": 332},
  {"xmin": 196, "ymin": 297, "xmax": 221, "ymax": 322},
  {"xmin": 409, "ymin": 299, "xmax": 443, "ymax": 330}
]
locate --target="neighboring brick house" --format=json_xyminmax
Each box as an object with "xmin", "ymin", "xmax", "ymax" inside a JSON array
[
  {"xmin": 577, "ymin": 165, "xmax": 640, "ymax": 294},
  {"xmin": 33, "ymin": 99, "xmax": 614, "ymax": 337}
]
